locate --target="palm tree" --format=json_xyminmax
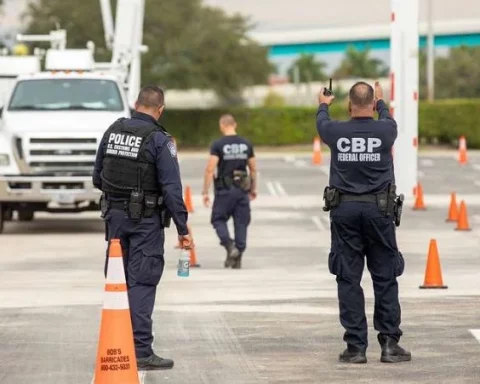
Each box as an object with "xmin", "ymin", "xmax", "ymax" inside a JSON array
[
  {"xmin": 333, "ymin": 46, "xmax": 389, "ymax": 79},
  {"xmin": 287, "ymin": 53, "xmax": 328, "ymax": 83}
]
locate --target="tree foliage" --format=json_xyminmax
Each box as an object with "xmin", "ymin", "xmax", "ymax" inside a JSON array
[
  {"xmin": 287, "ymin": 53, "xmax": 327, "ymax": 83},
  {"xmin": 22, "ymin": 0, "xmax": 273, "ymax": 102},
  {"xmin": 333, "ymin": 46, "xmax": 389, "ymax": 79},
  {"xmin": 419, "ymin": 46, "xmax": 480, "ymax": 99}
]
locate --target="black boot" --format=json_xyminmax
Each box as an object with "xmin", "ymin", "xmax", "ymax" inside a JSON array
[
  {"xmin": 338, "ymin": 345, "xmax": 367, "ymax": 364},
  {"xmin": 224, "ymin": 240, "xmax": 240, "ymax": 268},
  {"xmin": 378, "ymin": 335, "xmax": 412, "ymax": 363},
  {"xmin": 137, "ymin": 353, "xmax": 174, "ymax": 370},
  {"xmin": 232, "ymin": 252, "xmax": 243, "ymax": 269}
]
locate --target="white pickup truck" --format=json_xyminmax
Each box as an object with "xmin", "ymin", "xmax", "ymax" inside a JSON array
[{"xmin": 0, "ymin": 70, "xmax": 131, "ymax": 232}]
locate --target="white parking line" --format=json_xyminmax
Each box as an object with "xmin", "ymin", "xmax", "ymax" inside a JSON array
[
  {"xmin": 474, "ymin": 180, "xmax": 480, "ymax": 188},
  {"xmin": 266, "ymin": 181, "xmax": 278, "ymax": 196},
  {"xmin": 472, "ymin": 164, "xmax": 480, "ymax": 171},
  {"xmin": 274, "ymin": 181, "xmax": 288, "ymax": 197},
  {"xmin": 294, "ymin": 159, "xmax": 308, "ymax": 168},
  {"xmin": 283, "ymin": 155, "xmax": 295, "ymax": 163},
  {"xmin": 420, "ymin": 159, "xmax": 435, "ymax": 167},
  {"xmin": 311, "ymin": 216, "xmax": 325, "ymax": 231},
  {"xmin": 469, "ymin": 329, "xmax": 480, "ymax": 344}
]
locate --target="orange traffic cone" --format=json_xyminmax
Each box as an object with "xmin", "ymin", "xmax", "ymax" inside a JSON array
[
  {"xmin": 187, "ymin": 224, "xmax": 200, "ymax": 268},
  {"xmin": 184, "ymin": 186, "xmax": 194, "ymax": 213},
  {"xmin": 419, "ymin": 239, "xmax": 448, "ymax": 289},
  {"xmin": 413, "ymin": 183, "xmax": 426, "ymax": 210},
  {"xmin": 312, "ymin": 136, "xmax": 322, "ymax": 165},
  {"xmin": 455, "ymin": 200, "xmax": 471, "ymax": 231},
  {"xmin": 93, "ymin": 239, "xmax": 140, "ymax": 384},
  {"xmin": 458, "ymin": 136, "xmax": 467, "ymax": 165},
  {"xmin": 446, "ymin": 192, "xmax": 459, "ymax": 222}
]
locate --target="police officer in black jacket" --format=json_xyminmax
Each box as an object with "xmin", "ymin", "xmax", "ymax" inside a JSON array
[
  {"xmin": 317, "ymin": 81, "xmax": 411, "ymax": 364},
  {"xmin": 202, "ymin": 114, "xmax": 257, "ymax": 269},
  {"xmin": 93, "ymin": 85, "xmax": 192, "ymax": 371}
]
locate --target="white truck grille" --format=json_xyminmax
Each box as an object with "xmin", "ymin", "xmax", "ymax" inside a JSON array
[{"xmin": 23, "ymin": 137, "xmax": 98, "ymax": 173}]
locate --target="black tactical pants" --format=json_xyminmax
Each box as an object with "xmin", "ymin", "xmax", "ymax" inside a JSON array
[
  {"xmin": 211, "ymin": 187, "xmax": 251, "ymax": 252},
  {"xmin": 104, "ymin": 209, "xmax": 165, "ymax": 359},
  {"xmin": 328, "ymin": 201, "xmax": 405, "ymax": 352}
]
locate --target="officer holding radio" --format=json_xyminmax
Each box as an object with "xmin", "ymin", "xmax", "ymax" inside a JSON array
[
  {"xmin": 202, "ymin": 114, "xmax": 257, "ymax": 269},
  {"xmin": 317, "ymin": 81, "xmax": 411, "ymax": 364},
  {"xmin": 93, "ymin": 85, "xmax": 192, "ymax": 371}
]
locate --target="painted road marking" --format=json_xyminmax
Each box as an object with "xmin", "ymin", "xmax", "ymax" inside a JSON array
[
  {"xmin": 472, "ymin": 164, "xmax": 480, "ymax": 171},
  {"xmin": 266, "ymin": 181, "xmax": 278, "ymax": 197},
  {"xmin": 469, "ymin": 329, "xmax": 480, "ymax": 344},
  {"xmin": 283, "ymin": 155, "xmax": 295, "ymax": 163},
  {"xmin": 274, "ymin": 181, "xmax": 288, "ymax": 197},
  {"xmin": 474, "ymin": 180, "xmax": 480, "ymax": 188},
  {"xmin": 420, "ymin": 159, "xmax": 435, "ymax": 167},
  {"xmin": 294, "ymin": 159, "xmax": 308, "ymax": 168},
  {"xmin": 311, "ymin": 216, "xmax": 325, "ymax": 231}
]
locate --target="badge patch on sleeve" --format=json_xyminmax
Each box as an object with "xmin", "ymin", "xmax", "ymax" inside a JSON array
[{"xmin": 167, "ymin": 141, "xmax": 177, "ymax": 158}]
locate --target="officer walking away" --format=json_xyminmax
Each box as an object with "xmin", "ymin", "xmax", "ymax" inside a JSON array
[
  {"xmin": 317, "ymin": 81, "xmax": 411, "ymax": 364},
  {"xmin": 92, "ymin": 85, "xmax": 192, "ymax": 370},
  {"xmin": 202, "ymin": 114, "xmax": 257, "ymax": 269}
]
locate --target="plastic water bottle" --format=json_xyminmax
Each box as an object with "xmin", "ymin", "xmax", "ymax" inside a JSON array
[{"xmin": 177, "ymin": 249, "xmax": 190, "ymax": 277}]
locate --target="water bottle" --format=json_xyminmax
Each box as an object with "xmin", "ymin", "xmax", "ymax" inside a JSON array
[{"xmin": 177, "ymin": 249, "xmax": 190, "ymax": 277}]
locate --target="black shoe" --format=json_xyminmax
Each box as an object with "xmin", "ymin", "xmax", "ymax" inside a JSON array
[
  {"xmin": 378, "ymin": 335, "xmax": 412, "ymax": 363},
  {"xmin": 137, "ymin": 353, "xmax": 174, "ymax": 370},
  {"xmin": 232, "ymin": 253, "xmax": 243, "ymax": 269},
  {"xmin": 224, "ymin": 241, "xmax": 240, "ymax": 268},
  {"xmin": 338, "ymin": 346, "xmax": 367, "ymax": 364}
]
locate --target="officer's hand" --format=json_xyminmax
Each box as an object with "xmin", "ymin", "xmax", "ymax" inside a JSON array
[
  {"xmin": 318, "ymin": 88, "xmax": 335, "ymax": 106},
  {"xmin": 178, "ymin": 234, "xmax": 194, "ymax": 250},
  {"xmin": 249, "ymin": 191, "xmax": 257, "ymax": 201},
  {"xmin": 203, "ymin": 193, "xmax": 210, "ymax": 208},
  {"xmin": 375, "ymin": 81, "xmax": 384, "ymax": 101}
]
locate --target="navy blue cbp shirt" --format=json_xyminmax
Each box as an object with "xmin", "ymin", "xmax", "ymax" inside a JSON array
[
  {"xmin": 316, "ymin": 99, "xmax": 398, "ymax": 195},
  {"xmin": 93, "ymin": 111, "xmax": 189, "ymax": 235}
]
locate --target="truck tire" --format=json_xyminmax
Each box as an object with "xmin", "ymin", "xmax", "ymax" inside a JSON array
[
  {"xmin": 0, "ymin": 204, "xmax": 4, "ymax": 234},
  {"xmin": 18, "ymin": 210, "xmax": 34, "ymax": 221},
  {"xmin": 3, "ymin": 207, "xmax": 12, "ymax": 221}
]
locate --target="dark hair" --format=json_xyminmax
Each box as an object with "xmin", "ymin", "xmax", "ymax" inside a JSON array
[
  {"xmin": 349, "ymin": 82, "xmax": 374, "ymax": 108},
  {"xmin": 136, "ymin": 85, "xmax": 164, "ymax": 108}
]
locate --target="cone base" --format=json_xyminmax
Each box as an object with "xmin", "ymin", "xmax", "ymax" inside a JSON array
[
  {"xmin": 419, "ymin": 285, "xmax": 448, "ymax": 289},
  {"xmin": 190, "ymin": 264, "xmax": 201, "ymax": 268},
  {"xmin": 445, "ymin": 219, "xmax": 458, "ymax": 222},
  {"xmin": 454, "ymin": 228, "xmax": 471, "ymax": 231},
  {"xmin": 413, "ymin": 207, "xmax": 427, "ymax": 211}
]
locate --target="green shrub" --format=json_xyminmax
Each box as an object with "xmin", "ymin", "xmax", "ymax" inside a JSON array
[{"xmin": 160, "ymin": 100, "xmax": 480, "ymax": 148}]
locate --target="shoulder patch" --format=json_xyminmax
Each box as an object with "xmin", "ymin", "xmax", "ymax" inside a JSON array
[{"xmin": 167, "ymin": 141, "xmax": 177, "ymax": 158}]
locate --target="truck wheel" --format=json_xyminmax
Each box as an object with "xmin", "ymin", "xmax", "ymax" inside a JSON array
[
  {"xmin": 18, "ymin": 210, "xmax": 34, "ymax": 221},
  {"xmin": 0, "ymin": 204, "xmax": 4, "ymax": 234},
  {"xmin": 3, "ymin": 207, "xmax": 12, "ymax": 221}
]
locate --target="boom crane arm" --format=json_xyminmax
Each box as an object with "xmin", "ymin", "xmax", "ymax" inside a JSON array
[{"xmin": 99, "ymin": 0, "xmax": 148, "ymax": 108}]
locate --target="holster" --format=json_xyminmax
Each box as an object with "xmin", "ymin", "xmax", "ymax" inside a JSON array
[
  {"xmin": 232, "ymin": 170, "xmax": 251, "ymax": 191},
  {"xmin": 128, "ymin": 190, "xmax": 144, "ymax": 221},
  {"xmin": 100, "ymin": 193, "xmax": 109, "ymax": 219},
  {"xmin": 322, "ymin": 186, "xmax": 340, "ymax": 212}
]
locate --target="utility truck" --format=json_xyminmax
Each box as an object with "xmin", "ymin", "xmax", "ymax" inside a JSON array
[{"xmin": 0, "ymin": 0, "xmax": 147, "ymax": 233}]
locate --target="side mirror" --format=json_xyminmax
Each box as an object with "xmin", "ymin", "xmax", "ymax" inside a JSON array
[
  {"xmin": 0, "ymin": 107, "xmax": 3, "ymax": 118},
  {"xmin": 129, "ymin": 107, "xmax": 135, "ymax": 116}
]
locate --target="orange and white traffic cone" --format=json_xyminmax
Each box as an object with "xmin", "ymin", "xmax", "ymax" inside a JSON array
[
  {"xmin": 187, "ymin": 224, "xmax": 200, "ymax": 268},
  {"xmin": 312, "ymin": 136, "xmax": 322, "ymax": 165},
  {"xmin": 458, "ymin": 136, "xmax": 467, "ymax": 165},
  {"xmin": 93, "ymin": 239, "xmax": 140, "ymax": 384}
]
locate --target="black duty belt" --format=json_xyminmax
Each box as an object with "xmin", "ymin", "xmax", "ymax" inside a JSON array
[{"xmin": 339, "ymin": 194, "xmax": 378, "ymax": 204}]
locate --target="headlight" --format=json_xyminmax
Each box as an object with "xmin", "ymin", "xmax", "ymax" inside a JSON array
[{"xmin": 0, "ymin": 154, "xmax": 10, "ymax": 166}]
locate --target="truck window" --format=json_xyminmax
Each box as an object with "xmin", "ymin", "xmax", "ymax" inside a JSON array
[{"xmin": 7, "ymin": 79, "xmax": 124, "ymax": 111}]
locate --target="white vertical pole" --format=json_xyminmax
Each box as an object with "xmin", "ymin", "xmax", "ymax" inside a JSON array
[
  {"xmin": 427, "ymin": 0, "xmax": 435, "ymax": 102},
  {"xmin": 390, "ymin": 0, "xmax": 418, "ymax": 197}
]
